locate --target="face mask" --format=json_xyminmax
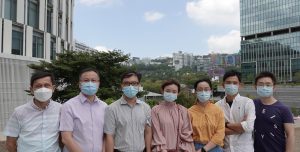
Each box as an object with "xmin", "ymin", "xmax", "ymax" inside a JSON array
[
  {"xmin": 81, "ymin": 81, "xmax": 99, "ymax": 96},
  {"xmin": 163, "ymin": 92, "xmax": 177, "ymax": 102},
  {"xmin": 34, "ymin": 87, "xmax": 53, "ymax": 102},
  {"xmin": 197, "ymin": 91, "xmax": 211, "ymax": 103},
  {"xmin": 122, "ymin": 85, "xmax": 139, "ymax": 98},
  {"xmin": 225, "ymin": 84, "xmax": 239, "ymax": 96},
  {"xmin": 257, "ymin": 86, "xmax": 273, "ymax": 98}
]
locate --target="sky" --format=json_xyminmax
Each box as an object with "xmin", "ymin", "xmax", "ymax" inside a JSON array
[{"xmin": 74, "ymin": 0, "xmax": 241, "ymax": 58}]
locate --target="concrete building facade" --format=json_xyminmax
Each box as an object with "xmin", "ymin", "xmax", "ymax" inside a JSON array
[{"xmin": 0, "ymin": 0, "xmax": 74, "ymax": 138}]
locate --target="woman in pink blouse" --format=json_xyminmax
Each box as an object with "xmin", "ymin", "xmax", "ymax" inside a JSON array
[{"xmin": 151, "ymin": 80, "xmax": 195, "ymax": 152}]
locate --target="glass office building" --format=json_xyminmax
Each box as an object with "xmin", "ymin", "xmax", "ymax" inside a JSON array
[{"xmin": 240, "ymin": 0, "xmax": 300, "ymax": 83}]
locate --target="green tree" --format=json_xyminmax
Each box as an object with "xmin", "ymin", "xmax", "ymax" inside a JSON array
[{"xmin": 28, "ymin": 50, "xmax": 130, "ymax": 103}]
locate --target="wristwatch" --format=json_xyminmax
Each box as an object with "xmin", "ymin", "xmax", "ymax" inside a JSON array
[{"xmin": 201, "ymin": 147, "xmax": 207, "ymax": 152}]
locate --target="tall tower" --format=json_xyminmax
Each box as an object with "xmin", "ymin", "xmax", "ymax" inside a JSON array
[{"xmin": 240, "ymin": 0, "xmax": 300, "ymax": 83}]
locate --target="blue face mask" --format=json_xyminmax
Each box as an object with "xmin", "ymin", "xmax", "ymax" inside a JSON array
[
  {"xmin": 163, "ymin": 92, "xmax": 177, "ymax": 102},
  {"xmin": 81, "ymin": 81, "xmax": 99, "ymax": 96},
  {"xmin": 225, "ymin": 84, "xmax": 239, "ymax": 96},
  {"xmin": 257, "ymin": 86, "xmax": 273, "ymax": 98},
  {"xmin": 197, "ymin": 91, "xmax": 211, "ymax": 103},
  {"xmin": 122, "ymin": 85, "xmax": 139, "ymax": 98}
]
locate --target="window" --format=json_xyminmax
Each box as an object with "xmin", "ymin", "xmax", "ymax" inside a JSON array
[
  {"xmin": 28, "ymin": 0, "xmax": 39, "ymax": 28},
  {"xmin": 5, "ymin": 0, "xmax": 17, "ymax": 21},
  {"xmin": 47, "ymin": 1, "xmax": 53, "ymax": 33},
  {"xmin": 12, "ymin": 25, "xmax": 23, "ymax": 55},
  {"xmin": 50, "ymin": 37, "xmax": 56, "ymax": 60},
  {"xmin": 32, "ymin": 31, "xmax": 44, "ymax": 58}
]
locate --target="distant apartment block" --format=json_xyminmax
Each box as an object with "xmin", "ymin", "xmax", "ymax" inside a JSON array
[
  {"xmin": 0, "ymin": 0, "xmax": 74, "ymax": 136},
  {"xmin": 173, "ymin": 51, "xmax": 194, "ymax": 71},
  {"xmin": 240, "ymin": 0, "xmax": 300, "ymax": 82}
]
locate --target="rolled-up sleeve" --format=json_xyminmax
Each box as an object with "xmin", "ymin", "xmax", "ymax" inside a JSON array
[
  {"xmin": 59, "ymin": 104, "xmax": 74, "ymax": 131},
  {"xmin": 241, "ymin": 100, "xmax": 256, "ymax": 133},
  {"xmin": 104, "ymin": 107, "xmax": 116, "ymax": 135},
  {"xmin": 211, "ymin": 109, "xmax": 225, "ymax": 146},
  {"xmin": 3, "ymin": 110, "xmax": 21, "ymax": 137}
]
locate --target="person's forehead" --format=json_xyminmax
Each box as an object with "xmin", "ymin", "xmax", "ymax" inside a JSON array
[
  {"xmin": 122, "ymin": 75, "xmax": 138, "ymax": 82},
  {"xmin": 33, "ymin": 76, "xmax": 52, "ymax": 84},
  {"xmin": 257, "ymin": 77, "xmax": 273, "ymax": 83},
  {"xmin": 225, "ymin": 76, "xmax": 239, "ymax": 82},
  {"xmin": 197, "ymin": 82, "xmax": 210, "ymax": 88},
  {"xmin": 164, "ymin": 84, "xmax": 178, "ymax": 90},
  {"xmin": 80, "ymin": 71, "xmax": 99, "ymax": 78}
]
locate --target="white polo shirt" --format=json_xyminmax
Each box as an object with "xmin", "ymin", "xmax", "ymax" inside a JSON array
[{"xmin": 216, "ymin": 94, "xmax": 256, "ymax": 152}]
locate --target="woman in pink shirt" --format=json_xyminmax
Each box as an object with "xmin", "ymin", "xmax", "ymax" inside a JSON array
[{"xmin": 151, "ymin": 80, "xmax": 195, "ymax": 152}]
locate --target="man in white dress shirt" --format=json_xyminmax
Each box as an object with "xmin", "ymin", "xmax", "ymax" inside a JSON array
[{"xmin": 216, "ymin": 70, "xmax": 256, "ymax": 152}]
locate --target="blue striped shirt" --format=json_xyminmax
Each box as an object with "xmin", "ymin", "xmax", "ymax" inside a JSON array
[{"xmin": 3, "ymin": 100, "xmax": 61, "ymax": 152}]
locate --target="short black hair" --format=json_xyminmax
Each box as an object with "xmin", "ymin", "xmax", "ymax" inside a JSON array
[
  {"xmin": 255, "ymin": 71, "xmax": 277, "ymax": 85},
  {"xmin": 30, "ymin": 71, "xmax": 55, "ymax": 87},
  {"xmin": 194, "ymin": 78, "xmax": 212, "ymax": 90},
  {"xmin": 161, "ymin": 79, "xmax": 181, "ymax": 93},
  {"xmin": 79, "ymin": 68, "xmax": 100, "ymax": 80},
  {"xmin": 121, "ymin": 71, "xmax": 142, "ymax": 82},
  {"xmin": 223, "ymin": 70, "xmax": 242, "ymax": 82}
]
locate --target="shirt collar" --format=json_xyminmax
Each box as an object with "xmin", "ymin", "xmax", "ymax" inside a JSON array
[
  {"xmin": 120, "ymin": 96, "xmax": 142, "ymax": 105},
  {"xmin": 31, "ymin": 100, "xmax": 51, "ymax": 111},
  {"xmin": 222, "ymin": 93, "xmax": 241, "ymax": 103},
  {"xmin": 79, "ymin": 93, "xmax": 100, "ymax": 104}
]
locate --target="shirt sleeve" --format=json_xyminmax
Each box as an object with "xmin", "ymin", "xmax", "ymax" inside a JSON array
[
  {"xmin": 281, "ymin": 105, "xmax": 294, "ymax": 123},
  {"xmin": 145, "ymin": 104, "xmax": 151, "ymax": 127},
  {"xmin": 3, "ymin": 110, "xmax": 21, "ymax": 137},
  {"xmin": 151, "ymin": 107, "xmax": 167, "ymax": 151},
  {"xmin": 103, "ymin": 106, "xmax": 116, "ymax": 135},
  {"xmin": 178, "ymin": 107, "xmax": 195, "ymax": 152},
  {"xmin": 210, "ymin": 108, "xmax": 225, "ymax": 146},
  {"xmin": 241, "ymin": 99, "xmax": 256, "ymax": 133},
  {"xmin": 59, "ymin": 104, "xmax": 74, "ymax": 131}
]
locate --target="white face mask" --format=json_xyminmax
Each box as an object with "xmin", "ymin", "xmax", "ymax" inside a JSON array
[{"xmin": 34, "ymin": 87, "xmax": 53, "ymax": 102}]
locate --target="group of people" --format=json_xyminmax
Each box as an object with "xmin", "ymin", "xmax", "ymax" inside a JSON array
[{"xmin": 3, "ymin": 68, "xmax": 295, "ymax": 152}]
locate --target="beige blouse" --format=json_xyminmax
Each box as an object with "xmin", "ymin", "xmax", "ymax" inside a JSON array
[{"xmin": 151, "ymin": 102, "xmax": 195, "ymax": 152}]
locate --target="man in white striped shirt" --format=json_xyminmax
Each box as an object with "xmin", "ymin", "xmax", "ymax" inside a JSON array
[{"xmin": 3, "ymin": 71, "xmax": 61, "ymax": 152}]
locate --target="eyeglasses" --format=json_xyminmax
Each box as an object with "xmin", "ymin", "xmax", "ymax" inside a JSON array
[
  {"xmin": 80, "ymin": 79, "xmax": 99, "ymax": 83},
  {"xmin": 122, "ymin": 81, "xmax": 139, "ymax": 86}
]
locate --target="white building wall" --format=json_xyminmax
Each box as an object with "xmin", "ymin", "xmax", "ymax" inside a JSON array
[
  {"xmin": 45, "ymin": 33, "xmax": 51, "ymax": 60},
  {"xmin": 61, "ymin": 0, "xmax": 66, "ymax": 41},
  {"xmin": 25, "ymin": 26, "xmax": 33, "ymax": 57},
  {"xmin": 3, "ymin": 20, "xmax": 12, "ymax": 54},
  {"xmin": 0, "ymin": 18, "xmax": 2, "ymax": 52},
  {"xmin": 16, "ymin": 0, "xmax": 25, "ymax": 24},
  {"xmin": 52, "ymin": 0, "xmax": 58, "ymax": 36},
  {"xmin": 39, "ymin": 0, "xmax": 46, "ymax": 31}
]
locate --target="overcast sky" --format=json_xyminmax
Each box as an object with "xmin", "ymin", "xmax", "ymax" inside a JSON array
[{"xmin": 74, "ymin": 0, "xmax": 240, "ymax": 58}]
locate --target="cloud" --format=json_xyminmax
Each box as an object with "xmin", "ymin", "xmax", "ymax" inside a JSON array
[
  {"xmin": 78, "ymin": 0, "xmax": 115, "ymax": 6},
  {"xmin": 186, "ymin": 0, "xmax": 239, "ymax": 27},
  {"xmin": 144, "ymin": 11, "xmax": 165, "ymax": 23},
  {"xmin": 207, "ymin": 30, "xmax": 240, "ymax": 54},
  {"xmin": 94, "ymin": 45, "xmax": 110, "ymax": 52}
]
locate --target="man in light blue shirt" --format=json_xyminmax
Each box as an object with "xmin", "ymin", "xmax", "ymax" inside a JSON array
[{"xmin": 4, "ymin": 71, "xmax": 61, "ymax": 152}]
